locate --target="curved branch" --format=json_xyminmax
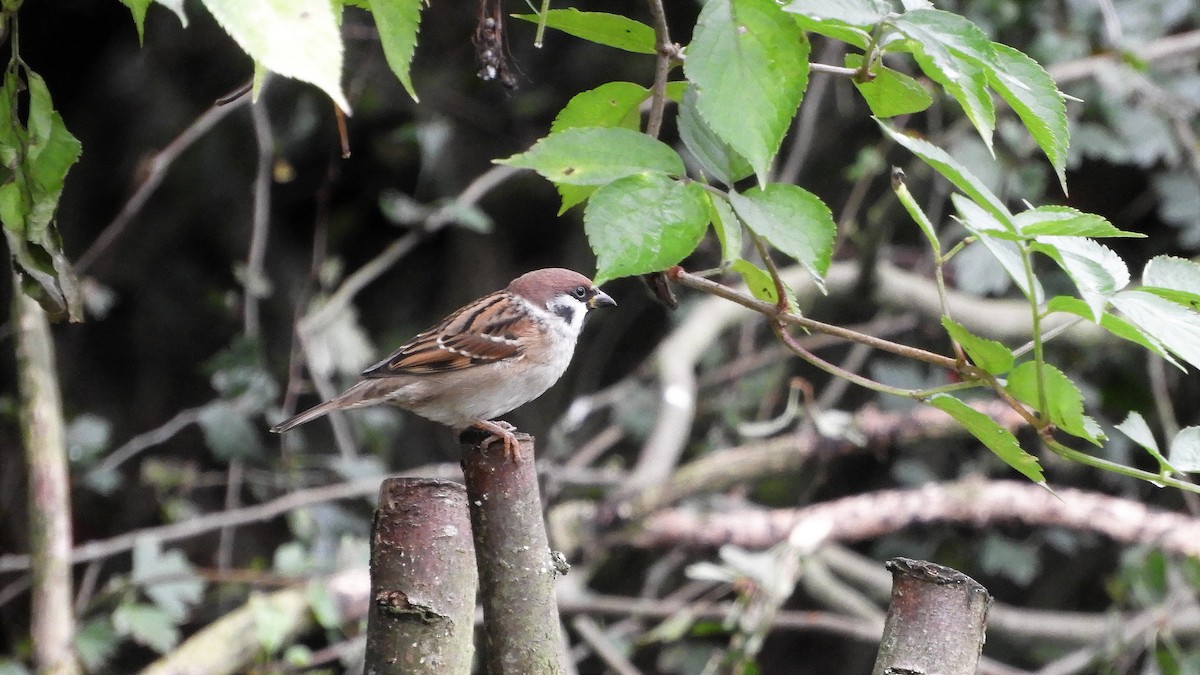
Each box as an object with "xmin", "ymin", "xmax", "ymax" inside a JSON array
[{"xmin": 630, "ymin": 477, "xmax": 1200, "ymax": 557}]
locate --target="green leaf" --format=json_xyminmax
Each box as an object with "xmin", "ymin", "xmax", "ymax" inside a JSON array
[
  {"xmin": 678, "ymin": 85, "xmax": 754, "ymax": 185},
  {"xmin": 1014, "ymin": 205, "xmax": 1143, "ymax": 238},
  {"xmin": 942, "ymin": 317, "xmax": 1014, "ymax": 374},
  {"xmin": 368, "ymin": 0, "xmax": 424, "ymax": 101},
  {"xmin": 685, "ymin": 0, "xmax": 810, "ymax": 185},
  {"xmin": 200, "ymin": 0, "xmax": 350, "ymax": 112},
  {"xmin": 1005, "ymin": 361, "xmax": 1102, "ymax": 444},
  {"xmin": 987, "ymin": 42, "xmax": 1069, "ymax": 193},
  {"xmin": 781, "ymin": 0, "xmax": 892, "ymax": 25},
  {"xmin": 788, "ymin": 14, "xmax": 871, "ymax": 49},
  {"xmin": 1111, "ymin": 290, "xmax": 1200, "ymax": 371},
  {"xmin": 1169, "ymin": 427, "xmax": 1200, "ymax": 473},
  {"xmin": 113, "ymin": 603, "xmax": 180, "ymax": 654},
  {"xmin": 877, "ymin": 120, "xmax": 1013, "ymax": 228},
  {"xmin": 552, "ymin": 82, "xmax": 650, "ymax": 133},
  {"xmin": 1031, "ymin": 236, "xmax": 1128, "ymax": 321},
  {"xmin": 952, "ymin": 195, "xmax": 1043, "ymax": 303},
  {"xmin": 512, "ymin": 9, "xmax": 656, "ymax": 54},
  {"xmin": 585, "ymin": 175, "xmax": 709, "ymax": 284},
  {"xmin": 891, "ymin": 10, "xmax": 996, "ymax": 152},
  {"xmin": 1141, "ymin": 255, "xmax": 1200, "ymax": 310},
  {"xmin": 0, "ymin": 67, "xmax": 84, "ymax": 321},
  {"xmin": 555, "ymin": 184, "xmax": 596, "ymax": 215},
  {"xmin": 197, "ymin": 401, "xmax": 265, "ymax": 460},
  {"xmin": 1115, "ymin": 412, "xmax": 1175, "ymax": 476},
  {"xmin": 845, "ymin": 53, "xmax": 932, "ymax": 118},
  {"xmin": 731, "ymin": 259, "xmax": 779, "ymax": 304},
  {"xmin": 133, "ymin": 539, "xmax": 206, "ymax": 622},
  {"xmin": 498, "ymin": 127, "xmax": 684, "ymax": 185},
  {"xmin": 728, "ymin": 184, "xmax": 835, "ymax": 290},
  {"xmin": 706, "ymin": 192, "xmax": 742, "ymax": 263},
  {"xmin": 76, "ymin": 617, "xmax": 118, "ymax": 672},
  {"xmin": 929, "ymin": 394, "xmax": 1044, "ymax": 482},
  {"xmin": 1046, "ymin": 295, "xmax": 1178, "ymax": 367}
]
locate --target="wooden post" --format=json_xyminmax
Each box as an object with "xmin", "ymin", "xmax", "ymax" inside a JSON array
[
  {"xmin": 462, "ymin": 433, "xmax": 569, "ymax": 674},
  {"xmin": 872, "ymin": 557, "xmax": 992, "ymax": 675},
  {"xmin": 365, "ymin": 478, "xmax": 478, "ymax": 674}
]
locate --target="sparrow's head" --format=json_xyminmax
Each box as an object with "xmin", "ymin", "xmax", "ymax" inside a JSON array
[{"xmin": 508, "ymin": 268, "xmax": 616, "ymax": 330}]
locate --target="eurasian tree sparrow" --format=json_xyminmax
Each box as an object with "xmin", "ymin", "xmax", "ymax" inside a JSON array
[{"xmin": 270, "ymin": 268, "xmax": 615, "ymax": 459}]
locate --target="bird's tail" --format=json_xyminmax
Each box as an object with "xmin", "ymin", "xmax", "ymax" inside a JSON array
[
  {"xmin": 270, "ymin": 380, "xmax": 390, "ymax": 433},
  {"xmin": 270, "ymin": 398, "xmax": 347, "ymax": 433}
]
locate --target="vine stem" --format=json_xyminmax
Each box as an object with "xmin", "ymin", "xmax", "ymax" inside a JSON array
[
  {"xmin": 667, "ymin": 266, "xmax": 960, "ymax": 371},
  {"xmin": 1045, "ymin": 438, "xmax": 1200, "ymax": 495},
  {"xmin": 1019, "ymin": 243, "xmax": 1049, "ymax": 416}
]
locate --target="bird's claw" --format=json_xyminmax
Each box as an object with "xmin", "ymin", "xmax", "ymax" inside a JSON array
[{"xmin": 472, "ymin": 420, "xmax": 522, "ymax": 462}]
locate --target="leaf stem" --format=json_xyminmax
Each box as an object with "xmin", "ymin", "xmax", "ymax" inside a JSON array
[
  {"xmin": 1019, "ymin": 243, "xmax": 1049, "ymax": 416},
  {"xmin": 1045, "ymin": 438, "xmax": 1200, "ymax": 495}
]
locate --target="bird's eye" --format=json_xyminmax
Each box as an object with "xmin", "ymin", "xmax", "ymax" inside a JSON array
[{"xmin": 571, "ymin": 286, "xmax": 588, "ymax": 299}]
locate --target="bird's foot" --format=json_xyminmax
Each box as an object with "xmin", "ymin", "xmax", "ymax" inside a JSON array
[{"xmin": 470, "ymin": 419, "xmax": 522, "ymax": 462}]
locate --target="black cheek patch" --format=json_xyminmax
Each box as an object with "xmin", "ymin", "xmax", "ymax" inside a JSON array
[{"xmin": 552, "ymin": 303, "xmax": 577, "ymax": 324}]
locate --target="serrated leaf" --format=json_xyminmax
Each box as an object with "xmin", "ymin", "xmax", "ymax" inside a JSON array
[
  {"xmin": 1014, "ymin": 205, "xmax": 1142, "ymax": 238},
  {"xmin": 952, "ymin": 195, "xmax": 1043, "ymax": 303},
  {"xmin": 197, "ymin": 401, "xmax": 265, "ymax": 460},
  {"xmin": 1142, "ymin": 255, "xmax": 1200, "ymax": 310},
  {"xmin": 1116, "ymin": 412, "xmax": 1175, "ymax": 475},
  {"xmin": 498, "ymin": 127, "xmax": 684, "ymax": 185},
  {"xmin": 987, "ymin": 42, "xmax": 1069, "ymax": 193},
  {"xmin": 877, "ymin": 121, "xmax": 1013, "ymax": 228},
  {"xmin": 552, "ymin": 82, "xmax": 650, "ymax": 133},
  {"xmin": 731, "ymin": 259, "xmax": 778, "ymax": 304},
  {"xmin": 678, "ymin": 85, "xmax": 754, "ymax": 185},
  {"xmin": 1005, "ymin": 361, "xmax": 1101, "ymax": 444},
  {"xmin": 706, "ymin": 192, "xmax": 742, "ymax": 263},
  {"xmin": 1111, "ymin": 290, "xmax": 1200, "ymax": 371},
  {"xmin": 200, "ymin": 0, "xmax": 350, "ymax": 112},
  {"xmin": 942, "ymin": 317, "xmax": 1014, "ymax": 374},
  {"xmin": 685, "ymin": 0, "xmax": 809, "ymax": 185},
  {"xmin": 512, "ymin": 9, "xmax": 656, "ymax": 54},
  {"xmin": 113, "ymin": 603, "xmax": 180, "ymax": 654},
  {"xmin": 368, "ymin": 0, "xmax": 424, "ymax": 101},
  {"xmin": 1031, "ymin": 236, "xmax": 1128, "ymax": 321},
  {"xmin": 133, "ymin": 539, "xmax": 205, "ymax": 621},
  {"xmin": 891, "ymin": 10, "xmax": 996, "ymax": 152},
  {"xmin": 781, "ymin": 0, "xmax": 892, "ymax": 25},
  {"xmin": 1046, "ymin": 295, "xmax": 1179, "ymax": 367},
  {"xmin": 1168, "ymin": 427, "xmax": 1200, "ymax": 473},
  {"xmin": 728, "ymin": 184, "xmax": 835, "ymax": 290},
  {"xmin": 929, "ymin": 394, "xmax": 1044, "ymax": 482},
  {"xmin": 845, "ymin": 53, "xmax": 932, "ymax": 118},
  {"xmin": 585, "ymin": 175, "xmax": 709, "ymax": 284}
]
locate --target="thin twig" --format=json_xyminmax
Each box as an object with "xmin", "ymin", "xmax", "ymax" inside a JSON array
[
  {"xmin": 76, "ymin": 80, "xmax": 253, "ymax": 273},
  {"xmin": 644, "ymin": 0, "xmax": 675, "ymax": 139},
  {"xmin": 668, "ymin": 267, "xmax": 959, "ymax": 371},
  {"xmin": 242, "ymin": 88, "xmax": 274, "ymax": 339}
]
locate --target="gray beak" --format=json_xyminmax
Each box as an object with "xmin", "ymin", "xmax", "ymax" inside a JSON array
[{"xmin": 588, "ymin": 290, "xmax": 616, "ymax": 309}]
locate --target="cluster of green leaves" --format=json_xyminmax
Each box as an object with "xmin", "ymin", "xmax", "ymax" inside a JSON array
[
  {"xmin": 495, "ymin": 0, "xmax": 1200, "ymax": 487},
  {"xmin": 119, "ymin": 0, "xmax": 423, "ymax": 107},
  {"xmin": 0, "ymin": 7, "xmax": 83, "ymax": 321}
]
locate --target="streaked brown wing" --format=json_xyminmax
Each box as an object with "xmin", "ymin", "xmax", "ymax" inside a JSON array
[{"xmin": 361, "ymin": 291, "xmax": 529, "ymax": 377}]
